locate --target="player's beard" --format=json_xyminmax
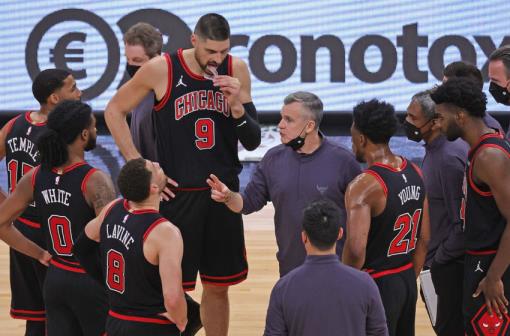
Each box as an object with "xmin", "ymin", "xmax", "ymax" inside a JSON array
[
  {"xmin": 445, "ymin": 121, "xmax": 463, "ymax": 142},
  {"xmin": 85, "ymin": 135, "xmax": 97, "ymax": 151}
]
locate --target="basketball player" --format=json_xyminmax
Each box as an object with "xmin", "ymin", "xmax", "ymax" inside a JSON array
[
  {"xmin": 0, "ymin": 100, "xmax": 116, "ymax": 336},
  {"xmin": 0, "ymin": 68, "xmax": 80, "ymax": 335},
  {"xmin": 342, "ymin": 99, "xmax": 431, "ymax": 336},
  {"xmin": 74, "ymin": 158, "xmax": 187, "ymax": 335},
  {"xmin": 123, "ymin": 22, "xmax": 162, "ymax": 161},
  {"xmin": 105, "ymin": 13, "xmax": 261, "ymax": 335},
  {"xmin": 431, "ymin": 78, "xmax": 510, "ymax": 336}
]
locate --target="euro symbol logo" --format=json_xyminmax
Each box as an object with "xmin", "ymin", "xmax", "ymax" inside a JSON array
[{"xmin": 49, "ymin": 32, "xmax": 87, "ymax": 80}]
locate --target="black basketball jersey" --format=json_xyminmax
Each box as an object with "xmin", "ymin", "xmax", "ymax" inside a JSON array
[
  {"xmin": 32, "ymin": 162, "xmax": 97, "ymax": 272},
  {"xmin": 463, "ymin": 132, "xmax": 510, "ymax": 251},
  {"xmin": 100, "ymin": 199, "xmax": 169, "ymax": 319},
  {"xmin": 152, "ymin": 49, "xmax": 242, "ymax": 188},
  {"xmin": 363, "ymin": 158, "xmax": 425, "ymax": 273},
  {"xmin": 5, "ymin": 112, "xmax": 46, "ymax": 225}
]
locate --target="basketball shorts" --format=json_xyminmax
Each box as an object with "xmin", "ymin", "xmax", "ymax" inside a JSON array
[
  {"xmin": 464, "ymin": 252, "xmax": 510, "ymax": 336},
  {"xmin": 160, "ymin": 188, "xmax": 248, "ymax": 291}
]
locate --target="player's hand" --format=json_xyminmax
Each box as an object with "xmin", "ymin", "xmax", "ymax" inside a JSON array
[
  {"xmin": 473, "ymin": 276, "xmax": 509, "ymax": 318},
  {"xmin": 206, "ymin": 174, "xmax": 231, "ymax": 203},
  {"xmin": 162, "ymin": 176, "xmax": 179, "ymax": 201},
  {"xmin": 38, "ymin": 250, "xmax": 52, "ymax": 267},
  {"xmin": 213, "ymin": 75, "xmax": 242, "ymax": 111}
]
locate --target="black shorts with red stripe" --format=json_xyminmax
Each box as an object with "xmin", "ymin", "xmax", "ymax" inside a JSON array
[
  {"xmin": 464, "ymin": 251, "xmax": 510, "ymax": 336},
  {"xmin": 369, "ymin": 263, "xmax": 417, "ymax": 336},
  {"xmin": 10, "ymin": 218, "xmax": 46, "ymax": 321},
  {"xmin": 105, "ymin": 310, "xmax": 181, "ymax": 336},
  {"xmin": 160, "ymin": 188, "xmax": 248, "ymax": 291},
  {"xmin": 44, "ymin": 261, "xmax": 108, "ymax": 336}
]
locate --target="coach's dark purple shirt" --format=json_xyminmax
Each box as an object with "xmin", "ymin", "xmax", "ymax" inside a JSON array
[
  {"xmin": 484, "ymin": 113, "xmax": 503, "ymax": 134},
  {"xmin": 241, "ymin": 138, "xmax": 361, "ymax": 276},
  {"xmin": 130, "ymin": 92, "xmax": 157, "ymax": 161},
  {"xmin": 422, "ymin": 135, "xmax": 468, "ymax": 266},
  {"xmin": 264, "ymin": 254, "xmax": 388, "ymax": 336}
]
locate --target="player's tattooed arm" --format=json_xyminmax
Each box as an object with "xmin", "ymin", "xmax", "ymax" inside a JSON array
[{"xmin": 85, "ymin": 170, "xmax": 117, "ymax": 216}]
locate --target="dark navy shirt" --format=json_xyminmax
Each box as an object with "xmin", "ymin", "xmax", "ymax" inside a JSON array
[
  {"xmin": 130, "ymin": 92, "xmax": 157, "ymax": 161},
  {"xmin": 421, "ymin": 135, "xmax": 468, "ymax": 266},
  {"xmin": 241, "ymin": 138, "xmax": 361, "ymax": 276},
  {"xmin": 264, "ymin": 254, "xmax": 388, "ymax": 336}
]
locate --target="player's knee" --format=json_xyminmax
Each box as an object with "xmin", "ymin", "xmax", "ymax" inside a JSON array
[{"xmin": 203, "ymin": 284, "xmax": 229, "ymax": 297}]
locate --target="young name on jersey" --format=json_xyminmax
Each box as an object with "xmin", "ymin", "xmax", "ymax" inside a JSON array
[
  {"xmin": 7, "ymin": 137, "xmax": 39, "ymax": 162},
  {"xmin": 175, "ymin": 90, "xmax": 230, "ymax": 120},
  {"xmin": 398, "ymin": 185, "xmax": 421, "ymax": 206}
]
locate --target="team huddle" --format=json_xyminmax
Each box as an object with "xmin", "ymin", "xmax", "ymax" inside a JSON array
[{"xmin": 1, "ymin": 12, "xmax": 510, "ymax": 336}]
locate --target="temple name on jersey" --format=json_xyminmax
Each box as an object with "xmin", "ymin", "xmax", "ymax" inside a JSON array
[
  {"xmin": 174, "ymin": 90, "xmax": 230, "ymax": 120},
  {"xmin": 106, "ymin": 224, "xmax": 135, "ymax": 250},
  {"xmin": 7, "ymin": 137, "xmax": 39, "ymax": 162},
  {"xmin": 398, "ymin": 185, "xmax": 421, "ymax": 205},
  {"xmin": 41, "ymin": 188, "xmax": 71, "ymax": 206}
]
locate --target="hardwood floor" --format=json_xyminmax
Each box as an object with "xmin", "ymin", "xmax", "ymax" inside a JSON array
[{"xmin": 0, "ymin": 204, "xmax": 434, "ymax": 335}]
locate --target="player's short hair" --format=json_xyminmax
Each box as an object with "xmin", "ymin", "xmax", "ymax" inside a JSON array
[
  {"xmin": 352, "ymin": 99, "xmax": 398, "ymax": 144},
  {"xmin": 117, "ymin": 158, "xmax": 152, "ymax": 202},
  {"xmin": 32, "ymin": 69, "xmax": 70, "ymax": 105},
  {"xmin": 38, "ymin": 100, "xmax": 93, "ymax": 170},
  {"xmin": 411, "ymin": 90, "xmax": 436, "ymax": 120},
  {"xmin": 443, "ymin": 61, "xmax": 484, "ymax": 90},
  {"xmin": 194, "ymin": 13, "xmax": 230, "ymax": 41},
  {"xmin": 430, "ymin": 77, "xmax": 487, "ymax": 118},
  {"xmin": 302, "ymin": 199, "xmax": 342, "ymax": 251},
  {"xmin": 123, "ymin": 22, "xmax": 163, "ymax": 58},
  {"xmin": 284, "ymin": 91, "xmax": 323, "ymax": 128},
  {"xmin": 489, "ymin": 45, "xmax": 510, "ymax": 78}
]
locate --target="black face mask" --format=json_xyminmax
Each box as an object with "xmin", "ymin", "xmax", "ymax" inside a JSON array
[
  {"xmin": 489, "ymin": 81, "xmax": 510, "ymax": 106},
  {"xmin": 403, "ymin": 119, "xmax": 433, "ymax": 142},
  {"xmin": 126, "ymin": 63, "xmax": 141, "ymax": 77},
  {"xmin": 285, "ymin": 124, "xmax": 308, "ymax": 151}
]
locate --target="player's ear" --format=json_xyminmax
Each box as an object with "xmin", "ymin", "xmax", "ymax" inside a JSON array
[
  {"xmin": 191, "ymin": 33, "xmax": 197, "ymax": 47},
  {"xmin": 337, "ymin": 227, "xmax": 343, "ymax": 241},
  {"xmin": 81, "ymin": 128, "xmax": 89, "ymax": 141},
  {"xmin": 301, "ymin": 231, "xmax": 307, "ymax": 245},
  {"xmin": 47, "ymin": 93, "xmax": 60, "ymax": 106}
]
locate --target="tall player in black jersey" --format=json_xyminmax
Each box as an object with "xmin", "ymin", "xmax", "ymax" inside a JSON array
[
  {"xmin": 342, "ymin": 99, "xmax": 431, "ymax": 336},
  {"xmin": 0, "ymin": 68, "xmax": 80, "ymax": 336},
  {"xmin": 431, "ymin": 78, "xmax": 510, "ymax": 336},
  {"xmin": 105, "ymin": 13, "xmax": 261, "ymax": 336},
  {"xmin": 75, "ymin": 158, "xmax": 187, "ymax": 335},
  {"xmin": 0, "ymin": 100, "xmax": 116, "ymax": 336}
]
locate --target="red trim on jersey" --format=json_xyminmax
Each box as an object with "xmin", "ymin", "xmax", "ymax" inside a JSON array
[
  {"xmin": 81, "ymin": 168, "xmax": 98, "ymax": 196},
  {"xmin": 182, "ymin": 280, "xmax": 197, "ymax": 291},
  {"xmin": 178, "ymin": 48, "xmax": 207, "ymax": 81},
  {"xmin": 143, "ymin": 218, "xmax": 167, "ymax": 242},
  {"xmin": 364, "ymin": 170, "xmax": 388, "ymax": 197},
  {"xmin": 3, "ymin": 114, "xmax": 21, "ymax": 137},
  {"xmin": 25, "ymin": 111, "xmax": 47, "ymax": 126},
  {"xmin": 366, "ymin": 262, "xmax": 413, "ymax": 279},
  {"xmin": 10, "ymin": 309, "xmax": 46, "ymax": 321},
  {"xmin": 372, "ymin": 157, "xmax": 408, "ymax": 172},
  {"xmin": 154, "ymin": 53, "xmax": 173, "ymax": 112},
  {"xmin": 200, "ymin": 269, "xmax": 248, "ymax": 281},
  {"xmin": 468, "ymin": 131, "xmax": 504, "ymax": 156},
  {"xmin": 50, "ymin": 259, "xmax": 86, "ymax": 273},
  {"xmin": 123, "ymin": 199, "xmax": 159, "ymax": 215},
  {"xmin": 468, "ymin": 144, "xmax": 510, "ymax": 197},
  {"xmin": 54, "ymin": 256, "xmax": 81, "ymax": 265},
  {"xmin": 467, "ymin": 249, "xmax": 497, "ymax": 255},
  {"xmin": 17, "ymin": 217, "xmax": 41, "ymax": 229},
  {"xmin": 201, "ymin": 277, "xmax": 247, "ymax": 287},
  {"xmin": 10, "ymin": 308, "xmax": 45, "ymax": 315},
  {"xmin": 105, "ymin": 199, "xmax": 123, "ymax": 218},
  {"xmin": 31, "ymin": 165, "xmax": 40, "ymax": 189},
  {"xmin": 227, "ymin": 55, "xmax": 233, "ymax": 76},
  {"xmin": 51, "ymin": 161, "xmax": 87, "ymax": 174},
  {"xmin": 108, "ymin": 310, "xmax": 174, "ymax": 325}
]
